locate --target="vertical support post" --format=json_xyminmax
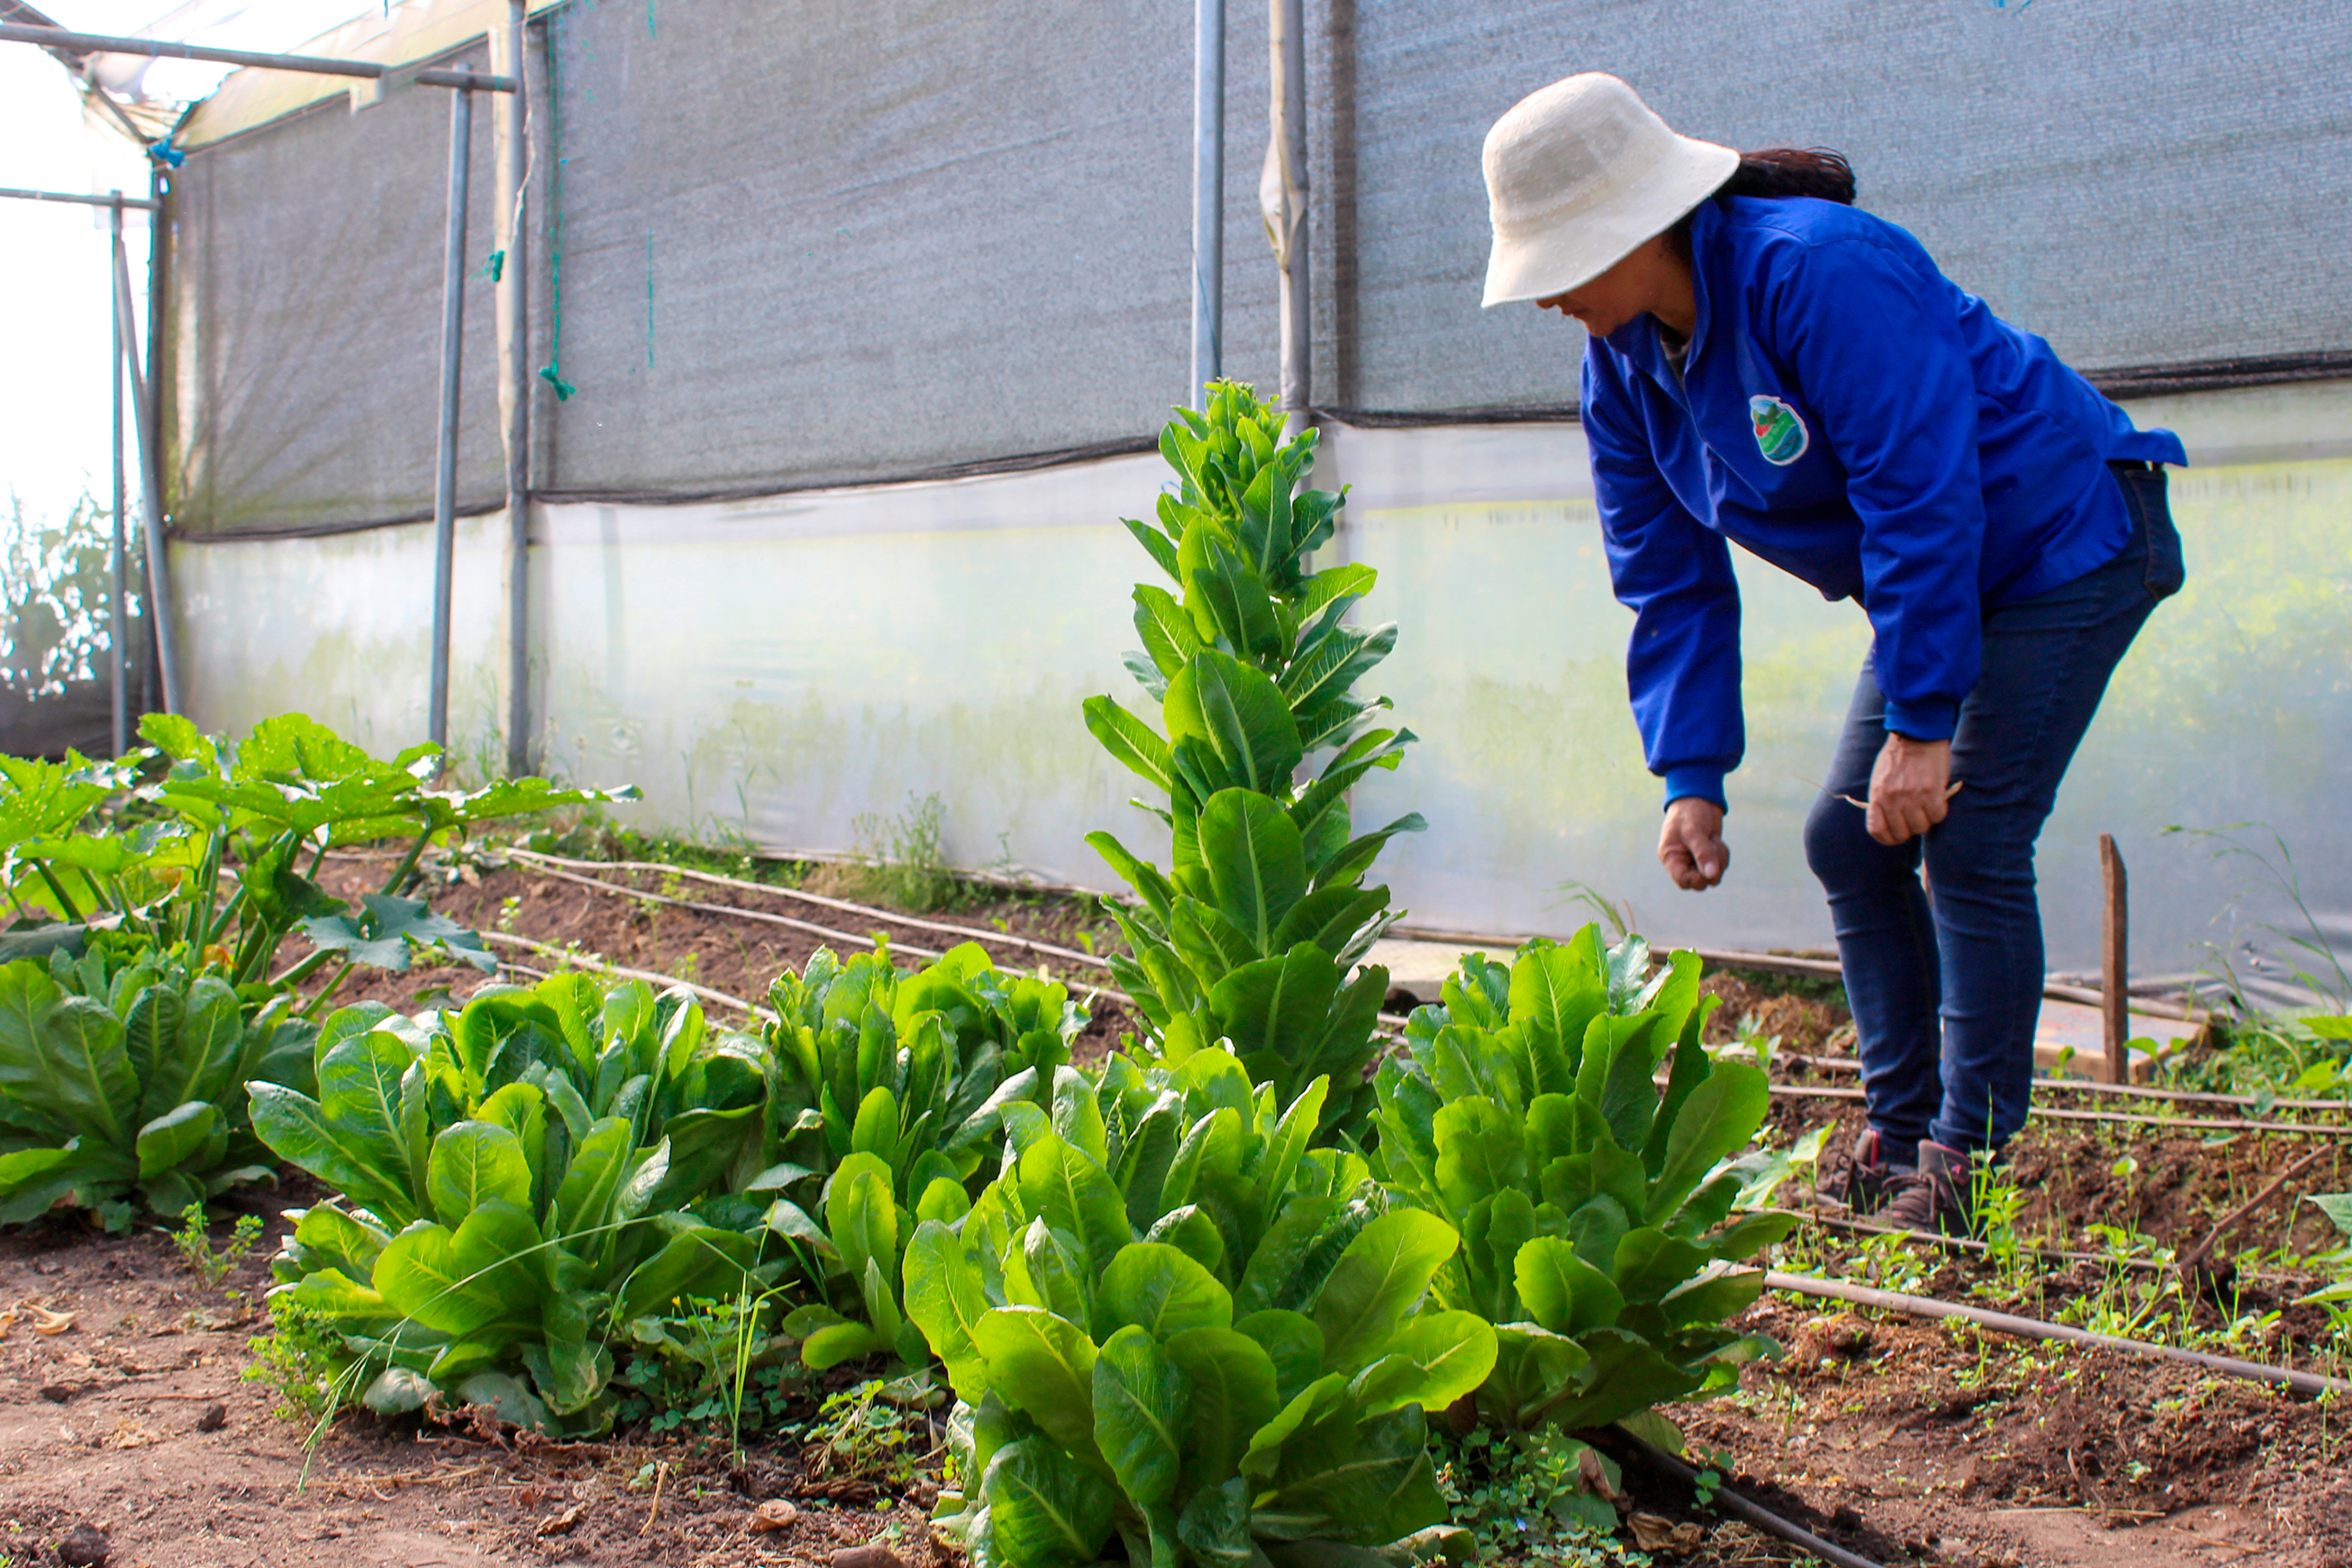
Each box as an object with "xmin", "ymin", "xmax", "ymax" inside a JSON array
[
  {"xmin": 1262, "ymin": 0, "xmax": 1309, "ymax": 432},
  {"xmin": 2101, "ymin": 833, "xmax": 2129, "ymax": 1085},
  {"xmin": 112, "ymin": 210, "xmax": 180, "ymax": 715},
  {"xmin": 492, "ymin": 3, "xmax": 533, "ymax": 776},
  {"xmin": 107, "ymin": 193, "xmax": 128, "ymax": 757},
  {"xmin": 1190, "ymin": 0, "xmax": 1223, "ymax": 409},
  {"xmin": 429, "ymin": 85, "xmax": 475, "ymax": 757},
  {"xmin": 142, "ymin": 163, "xmax": 165, "ymax": 717}
]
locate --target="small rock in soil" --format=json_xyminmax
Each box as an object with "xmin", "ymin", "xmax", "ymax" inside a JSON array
[
  {"xmin": 194, "ymin": 1401, "xmax": 227, "ymax": 1432},
  {"xmin": 749, "ymin": 1499, "xmax": 800, "ymax": 1533},
  {"xmin": 39, "ymin": 1383, "xmax": 74, "ymax": 1403},
  {"xmin": 829, "ymin": 1546, "xmax": 904, "ymax": 1568},
  {"xmin": 57, "ymin": 1522, "xmax": 110, "ymax": 1566}
]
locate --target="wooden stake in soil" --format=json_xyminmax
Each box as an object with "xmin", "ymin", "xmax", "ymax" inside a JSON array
[{"xmin": 2101, "ymin": 833, "xmax": 2129, "ymax": 1086}]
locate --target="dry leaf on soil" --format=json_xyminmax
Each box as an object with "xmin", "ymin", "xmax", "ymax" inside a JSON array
[{"xmin": 1628, "ymin": 1513, "xmax": 1706, "ymax": 1553}]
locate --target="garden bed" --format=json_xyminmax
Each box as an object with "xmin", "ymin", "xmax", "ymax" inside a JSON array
[{"xmin": 4, "ymin": 850, "xmax": 2340, "ymax": 1566}]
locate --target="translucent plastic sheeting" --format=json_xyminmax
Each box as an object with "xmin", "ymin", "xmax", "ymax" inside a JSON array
[
  {"xmin": 158, "ymin": 0, "xmax": 2352, "ymax": 531},
  {"xmin": 171, "ymin": 381, "xmax": 2352, "ymax": 984}
]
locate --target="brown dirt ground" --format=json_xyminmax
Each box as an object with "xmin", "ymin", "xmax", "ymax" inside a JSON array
[{"xmin": 4, "ymin": 858, "xmax": 2348, "ymax": 1566}]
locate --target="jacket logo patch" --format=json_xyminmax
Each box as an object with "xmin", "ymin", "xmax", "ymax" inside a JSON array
[{"xmin": 1749, "ymin": 394, "xmax": 1809, "ymax": 465}]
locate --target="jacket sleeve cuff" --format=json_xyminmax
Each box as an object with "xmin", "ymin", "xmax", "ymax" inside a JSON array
[
  {"xmin": 1880, "ymin": 698, "xmax": 1959, "ymax": 743},
  {"xmin": 1662, "ymin": 765, "xmax": 1728, "ymax": 812}
]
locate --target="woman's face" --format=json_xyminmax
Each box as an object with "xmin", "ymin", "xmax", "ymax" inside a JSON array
[{"xmin": 1534, "ymin": 235, "xmax": 1675, "ymax": 338}]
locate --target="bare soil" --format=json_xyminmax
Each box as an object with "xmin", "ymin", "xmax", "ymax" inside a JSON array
[{"xmin": 2, "ymin": 856, "xmax": 2345, "ymax": 1566}]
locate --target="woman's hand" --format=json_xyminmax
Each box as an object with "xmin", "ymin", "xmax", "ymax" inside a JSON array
[
  {"xmin": 1658, "ymin": 797, "xmax": 1729, "ymax": 890},
  {"xmin": 1867, "ymin": 734, "xmax": 1954, "ymax": 845}
]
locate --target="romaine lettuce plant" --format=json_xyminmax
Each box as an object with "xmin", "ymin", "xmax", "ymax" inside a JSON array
[
  {"xmin": 258, "ymin": 977, "xmax": 775, "ymax": 1432},
  {"xmin": 757, "ymin": 943, "xmax": 1083, "ymax": 1369},
  {"xmin": 0, "ymin": 945, "xmax": 316, "ymax": 1226},
  {"xmin": 906, "ymin": 1048, "xmax": 1496, "ymax": 1567},
  {"xmin": 1372, "ymin": 930, "xmax": 1789, "ymax": 1434},
  {"xmin": 1085, "ymin": 383, "xmax": 1422, "ymax": 1141}
]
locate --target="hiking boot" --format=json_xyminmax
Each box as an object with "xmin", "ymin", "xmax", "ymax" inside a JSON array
[
  {"xmin": 1879, "ymin": 1140, "xmax": 1975, "ymax": 1237},
  {"xmin": 1815, "ymin": 1127, "xmax": 1910, "ymax": 1215}
]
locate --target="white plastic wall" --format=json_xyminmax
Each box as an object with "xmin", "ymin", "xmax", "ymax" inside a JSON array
[{"xmin": 172, "ymin": 380, "xmax": 2352, "ymax": 982}]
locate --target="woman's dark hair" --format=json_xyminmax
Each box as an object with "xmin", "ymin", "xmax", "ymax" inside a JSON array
[
  {"xmin": 1668, "ymin": 148, "xmax": 1855, "ymax": 258},
  {"xmin": 1720, "ymin": 148, "xmax": 1857, "ymax": 205}
]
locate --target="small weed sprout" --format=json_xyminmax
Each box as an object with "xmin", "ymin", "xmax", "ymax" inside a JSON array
[
  {"xmin": 241, "ymin": 1302, "xmax": 345, "ymax": 1424},
  {"xmin": 172, "ymin": 1204, "xmax": 264, "ymax": 1298},
  {"xmin": 803, "ymin": 1378, "xmax": 927, "ymax": 1489},
  {"xmin": 495, "ymin": 894, "xmax": 523, "ymax": 933}
]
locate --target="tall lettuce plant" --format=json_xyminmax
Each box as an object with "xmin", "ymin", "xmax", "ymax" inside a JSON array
[{"xmin": 1085, "ymin": 383, "xmax": 1421, "ymax": 1140}]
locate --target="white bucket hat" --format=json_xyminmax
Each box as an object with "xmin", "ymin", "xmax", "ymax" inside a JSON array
[{"xmin": 1481, "ymin": 74, "xmax": 1738, "ymax": 308}]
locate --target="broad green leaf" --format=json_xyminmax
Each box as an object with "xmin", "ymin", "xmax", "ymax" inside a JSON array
[
  {"xmin": 375, "ymin": 1200, "xmax": 545, "ymax": 1339},
  {"xmin": 1195, "ymin": 791, "xmax": 1307, "ymax": 957},
  {"xmin": 972, "ymin": 1306, "xmax": 1102, "ymax": 1461},
  {"xmin": 1015, "ymin": 1133, "xmax": 1130, "ymax": 1286},
  {"xmin": 1093, "ymin": 1324, "xmax": 1187, "ymax": 1509},
  {"xmin": 1099, "ymin": 1243, "xmax": 1233, "ymax": 1339},
  {"xmin": 1348, "ymin": 1309, "xmax": 1497, "ymax": 1416},
  {"xmin": 1233, "ymin": 1308, "xmax": 1325, "ymax": 1406},
  {"xmin": 246, "ymin": 1082, "xmax": 416, "ymax": 1228},
  {"xmin": 825, "ymin": 1150, "xmax": 899, "ymax": 1284},
  {"xmin": 979, "ymin": 1437, "xmax": 1118, "ymax": 1568},
  {"xmin": 1513, "ymin": 1234, "xmax": 1625, "ymax": 1336},
  {"xmin": 1165, "ymin": 1325, "xmax": 1279, "ymax": 1488},
  {"xmin": 426, "ymin": 1122, "xmax": 534, "ymax": 1223},
  {"xmin": 133, "ymin": 1100, "xmax": 220, "ymax": 1179},
  {"xmin": 1258, "ymin": 1401, "xmax": 1442, "ymax": 1546},
  {"xmin": 1208, "ymin": 945, "xmax": 1337, "ymax": 1060},
  {"xmin": 905, "ymin": 1220, "xmax": 993, "ymax": 1400},
  {"xmin": 1431, "ymin": 1098, "xmax": 1523, "ymax": 1215},
  {"xmin": 1165, "ymin": 650, "xmax": 1303, "ymax": 797},
  {"xmin": 1646, "ymin": 1062, "xmax": 1769, "ymax": 1225},
  {"xmin": 1310, "ymin": 1209, "xmax": 1458, "ymax": 1373},
  {"xmin": 1083, "ymin": 697, "xmax": 1176, "ymax": 795}
]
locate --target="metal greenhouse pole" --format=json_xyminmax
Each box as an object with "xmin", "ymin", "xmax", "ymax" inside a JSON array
[
  {"xmin": 1191, "ymin": 0, "xmax": 1223, "ymax": 408},
  {"xmin": 1263, "ymin": 0, "xmax": 1309, "ymax": 432},
  {"xmin": 111, "ymin": 213, "xmax": 180, "ymax": 716},
  {"xmin": 107, "ymin": 192, "xmax": 128, "ymax": 756},
  {"xmin": 426, "ymin": 85, "xmax": 475, "ymax": 757},
  {"xmin": 494, "ymin": 0, "xmax": 532, "ymax": 777}
]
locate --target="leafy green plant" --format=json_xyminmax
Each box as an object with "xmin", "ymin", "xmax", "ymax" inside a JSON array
[
  {"xmin": 804, "ymin": 1376, "xmax": 933, "ymax": 1491},
  {"xmin": 0, "ymin": 947, "xmax": 317, "ymax": 1226},
  {"xmin": 844, "ymin": 791, "xmax": 962, "ymax": 911},
  {"xmin": 0, "ymin": 712, "xmax": 631, "ymax": 1006},
  {"xmin": 1085, "ymin": 382, "xmax": 1422, "ymax": 1141},
  {"xmin": 1371, "ymin": 928, "xmax": 1786, "ymax": 1434},
  {"xmin": 241, "ymin": 1298, "xmax": 347, "ymax": 1424},
  {"xmin": 756, "ymin": 942, "xmax": 1083, "ymax": 1368},
  {"xmin": 254, "ymin": 977, "xmax": 779, "ymax": 1432},
  {"xmin": 173, "ymin": 1201, "xmax": 266, "ymax": 1295},
  {"xmin": 908, "ymin": 1047, "xmax": 1496, "ymax": 1567},
  {"xmin": 1438, "ymin": 1424, "xmax": 1637, "ymax": 1565}
]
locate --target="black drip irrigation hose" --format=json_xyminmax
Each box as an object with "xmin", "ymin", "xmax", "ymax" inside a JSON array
[
  {"xmin": 1609, "ymin": 1424, "xmax": 1887, "ymax": 1568},
  {"xmin": 1765, "ymin": 1270, "xmax": 2352, "ymax": 1399}
]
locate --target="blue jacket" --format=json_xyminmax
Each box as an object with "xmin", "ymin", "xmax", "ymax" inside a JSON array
[{"xmin": 1584, "ymin": 195, "xmax": 2184, "ymax": 810}]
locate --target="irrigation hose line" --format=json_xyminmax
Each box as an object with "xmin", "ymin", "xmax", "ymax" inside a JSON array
[
  {"xmin": 1794, "ymin": 1208, "xmax": 2322, "ymax": 1286},
  {"xmin": 1609, "ymin": 1425, "xmax": 1887, "ymax": 1568},
  {"xmin": 1767, "ymin": 1081, "xmax": 2351, "ymax": 1137},
  {"xmin": 1765, "ymin": 1270, "xmax": 2352, "ymax": 1400},
  {"xmin": 503, "ymin": 847, "xmax": 1113, "ymax": 971},
  {"xmin": 1779, "ymin": 1051, "xmax": 2352, "ymax": 1115},
  {"xmin": 478, "ymin": 929, "xmax": 775, "ymax": 1022}
]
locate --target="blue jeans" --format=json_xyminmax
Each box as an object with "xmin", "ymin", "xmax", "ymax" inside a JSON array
[{"xmin": 1802, "ymin": 465, "xmax": 2184, "ymax": 1153}]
